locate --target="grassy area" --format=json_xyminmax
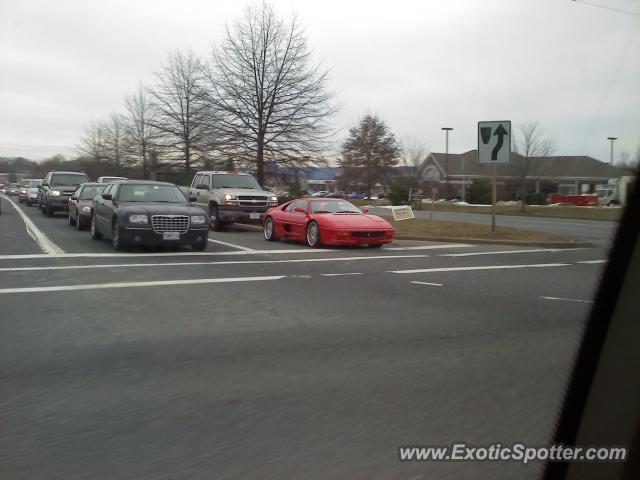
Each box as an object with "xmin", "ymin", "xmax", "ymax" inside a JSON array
[{"xmin": 385, "ymin": 217, "xmax": 576, "ymax": 243}]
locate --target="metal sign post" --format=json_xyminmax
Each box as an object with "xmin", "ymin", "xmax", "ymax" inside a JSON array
[
  {"xmin": 478, "ymin": 121, "xmax": 511, "ymax": 232},
  {"xmin": 431, "ymin": 187, "xmax": 438, "ymax": 220}
]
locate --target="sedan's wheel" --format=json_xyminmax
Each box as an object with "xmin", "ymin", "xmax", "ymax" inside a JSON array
[
  {"xmin": 45, "ymin": 203, "xmax": 53, "ymax": 217},
  {"xmin": 209, "ymin": 205, "xmax": 222, "ymax": 231},
  {"xmin": 75, "ymin": 212, "xmax": 83, "ymax": 230},
  {"xmin": 112, "ymin": 221, "xmax": 126, "ymax": 251},
  {"xmin": 90, "ymin": 215, "xmax": 102, "ymax": 240},
  {"xmin": 306, "ymin": 221, "xmax": 322, "ymax": 248},
  {"xmin": 68, "ymin": 209, "xmax": 76, "ymax": 226},
  {"xmin": 192, "ymin": 240, "xmax": 208, "ymax": 252},
  {"xmin": 263, "ymin": 216, "xmax": 277, "ymax": 241}
]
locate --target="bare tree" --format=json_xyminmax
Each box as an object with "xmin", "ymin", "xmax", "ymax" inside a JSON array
[
  {"xmin": 124, "ymin": 83, "xmax": 159, "ymax": 179},
  {"xmin": 77, "ymin": 120, "xmax": 108, "ymax": 164},
  {"xmin": 149, "ymin": 50, "xmax": 209, "ymax": 171},
  {"xmin": 103, "ymin": 112, "xmax": 126, "ymax": 176},
  {"xmin": 207, "ymin": 2, "xmax": 337, "ymax": 185},
  {"xmin": 340, "ymin": 114, "xmax": 400, "ymax": 198},
  {"xmin": 400, "ymin": 137, "xmax": 430, "ymax": 187},
  {"xmin": 512, "ymin": 121, "xmax": 556, "ymax": 212}
]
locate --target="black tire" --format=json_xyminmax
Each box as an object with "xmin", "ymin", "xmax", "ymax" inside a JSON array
[
  {"xmin": 68, "ymin": 209, "xmax": 76, "ymax": 226},
  {"xmin": 192, "ymin": 240, "xmax": 208, "ymax": 252},
  {"xmin": 369, "ymin": 244, "xmax": 383, "ymax": 249},
  {"xmin": 306, "ymin": 221, "xmax": 322, "ymax": 248},
  {"xmin": 111, "ymin": 220, "xmax": 127, "ymax": 251},
  {"xmin": 25, "ymin": 200, "xmax": 31, "ymax": 207},
  {"xmin": 76, "ymin": 212, "xmax": 84, "ymax": 230},
  {"xmin": 209, "ymin": 204, "xmax": 223, "ymax": 231},
  {"xmin": 90, "ymin": 215, "xmax": 102, "ymax": 240},
  {"xmin": 45, "ymin": 202, "xmax": 53, "ymax": 217},
  {"xmin": 263, "ymin": 216, "xmax": 277, "ymax": 241}
]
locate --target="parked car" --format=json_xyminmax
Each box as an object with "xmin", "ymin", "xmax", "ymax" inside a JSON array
[
  {"xmin": 23, "ymin": 179, "xmax": 43, "ymax": 206},
  {"xmin": 18, "ymin": 179, "xmax": 32, "ymax": 203},
  {"xmin": 97, "ymin": 176, "xmax": 127, "ymax": 183},
  {"xmin": 263, "ymin": 197, "xmax": 394, "ymax": 248},
  {"xmin": 310, "ymin": 190, "xmax": 330, "ymax": 197},
  {"xmin": 7, "ymin": 183, "xmax": 20, "ymax": 196},
  {"xmin": 187, "ymin": 170, "xmax": 277, "ymax": 231},
  {"xmin": 68, "ymin": 183, "xmax": 107, "ymax": 230},
  {"xmin": 91, "ymin": 181, "xmax": 209, "ymax": 251},
  {"xmin": 39, "ymin": 171, "xmax": 91, "ymax": 216},
  {"xmin": 347, "ymin": 192, "xmax": 367, "ymax": 200}
]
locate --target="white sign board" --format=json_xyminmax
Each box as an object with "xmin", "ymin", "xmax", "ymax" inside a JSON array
[
  {"xmin": 391, "ymin": 206, "xmax": 414, "ymax": 221},
  {"xmin": 478, "ymin": 121, "xmax": 511, "ymax": 165}
]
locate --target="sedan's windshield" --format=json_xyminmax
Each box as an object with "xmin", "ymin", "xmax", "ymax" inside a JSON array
[
  {"xmin": 28, "ymin": 180, "xmax": 41, "ymax": 187},
  {"xmin": 117, "ymin": 184, "xmax": 187, "ymax": 203},
  {"xmin": 51, "ymin": 174, "xmax": 90, "ymax": 186},
  {"xmin": 310, "ymin": 200, "xmax": 361, "ymax": 214},
  {"xmin": 20, "ymin": 180, "xmax": 31, "ymax": 187},
  {"xmin": 212, "ymin": 174, "xmax": 260, "ymax": 189},
  {"xmin": 79, "ymin": 185, "xmax": 106, "ymax": 200}
]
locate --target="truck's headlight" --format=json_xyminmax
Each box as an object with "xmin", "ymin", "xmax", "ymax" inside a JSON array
[
  {"xmin": 224, "ymin": 194, "xmax": 238, "ymax": 206},
  {"xmin": 81, "ymin": 206, "xmax": 92, "ymax": 213},
  {"xmin": 190, "ymin": 215, "xmax": 206, "ymax": 224},
  {"xmin": 48, "ymin": 190, "xmax": 61, "ymax": 197},
  {"xmin": 128, "ymin": 214, "xmax": 148, "ymax": 224}
]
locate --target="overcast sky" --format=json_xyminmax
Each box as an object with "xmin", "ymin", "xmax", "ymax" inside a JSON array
[{"xmin": 1, "ymin": 0, "xmax": 638, "ymax": 163}]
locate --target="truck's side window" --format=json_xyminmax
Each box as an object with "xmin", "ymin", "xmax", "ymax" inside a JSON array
[
  {"xmin": 201, "ymin": 174, "xmax": 210, "ymax": 188},
  {"xmin": 192, "ymin": 174, "xmax": 203, "ymax": 188}
]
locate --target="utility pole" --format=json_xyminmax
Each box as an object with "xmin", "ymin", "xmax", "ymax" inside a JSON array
[
  {"xmin": 442, "ymin": 127, "xmax": 453, "ymax": 198},
  {"xmin": 607, "ymin": 137, "xmax": 618, "ymax": 165}
]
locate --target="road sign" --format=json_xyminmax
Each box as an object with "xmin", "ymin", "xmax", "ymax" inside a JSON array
[
  {"xmin": 478, "ymin": 121, "xmax": 511, "ymax": 165},
  {"xmin": 391, "ymin": 206, "xmax": 414, "ymax": 221}
]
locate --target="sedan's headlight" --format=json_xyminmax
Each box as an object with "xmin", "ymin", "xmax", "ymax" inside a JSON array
[
  {"xmin": 48, "ymin": 190, "xmax": 61, "ymax": 197},
  {"xmin": 190, "ymin": 215, "xmax": 207, "ymax": 224},
  {"xmin": 21, "ymin": 189, "xmax": 27, "ymax": 194},
  {"xmin": 128, "ymin": 214, "xmax": 148, "ymax": 224},
  {"xmin": 81, "ymin": 206, "xmax": 92, "ymax": 213}
]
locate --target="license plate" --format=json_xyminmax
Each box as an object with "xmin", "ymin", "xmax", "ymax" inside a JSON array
[
  {"xmin": 249, "ymin": 212, "xmax": 260, "ymax": 220},
  {"xmin": 163, "ymin": 231, "xmax": 180, "ymax": 240}
]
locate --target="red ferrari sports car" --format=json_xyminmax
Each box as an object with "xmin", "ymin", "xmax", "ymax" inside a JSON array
[{"xmin": 263, "ymin": 198, "xmax": 394, "ymax": 247}]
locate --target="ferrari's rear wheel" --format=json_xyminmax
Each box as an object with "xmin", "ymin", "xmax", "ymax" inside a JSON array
[
  {"xmin": 263, "ymin": 217, "xmax": 277, "ymax": 241},
  {"xmin": 306, "ymin": 221, "xmax": 321, "ymax": 248},
  {"xmin": 369, "ymin": 244, "xmax": 383, "ymax": 248}
]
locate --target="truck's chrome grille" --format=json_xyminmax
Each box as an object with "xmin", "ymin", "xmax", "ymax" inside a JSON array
[
  {"xmin": 151, "ymin": 215, "xmax": 189, "ymax": 233},
  {"xmin": 238, "ymin": 196, "xmax": 268, "ymax": 207}
]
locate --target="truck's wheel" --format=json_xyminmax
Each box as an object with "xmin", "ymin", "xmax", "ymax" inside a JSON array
[
  {"xmin": 209, "ymin": 205, "xmax": 223, "ymax": 231},
  {"xmin": 45, "ymin": 202, "xmax": 54, "ymax": 217}
]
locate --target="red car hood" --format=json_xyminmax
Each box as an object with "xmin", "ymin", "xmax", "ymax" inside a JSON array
[{"xmin": 316, "ymin": 213, "xmax": 392, "ymax": 229}]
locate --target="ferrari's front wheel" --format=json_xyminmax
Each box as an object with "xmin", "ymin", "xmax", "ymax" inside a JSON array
[
  {"xmin": 306, "ymin": 221, "xmax": 321, "ymax": 248},
  {"xmin": 263, "ymin": 216, "xmax": 277, "ymax": 241}
]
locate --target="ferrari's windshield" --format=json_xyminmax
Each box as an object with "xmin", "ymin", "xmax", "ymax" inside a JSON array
[{"xmin": 309, "ymin": 200, "xmax": 361, "ymax": 214}]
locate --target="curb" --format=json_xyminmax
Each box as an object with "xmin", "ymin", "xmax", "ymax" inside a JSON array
[{"xmin": 394, "ymin": 234, "xmax": 593, "ymax": 249}]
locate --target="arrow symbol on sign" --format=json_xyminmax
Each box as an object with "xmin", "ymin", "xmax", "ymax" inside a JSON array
[{"xmin": 491, "ymin": 124, "xmax": 508, "ymax": 160}]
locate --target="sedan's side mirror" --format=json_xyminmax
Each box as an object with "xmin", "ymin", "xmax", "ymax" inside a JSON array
[
  {"xmin": 102, "ymin": 193, "xmax": 112, "ymax": 200},
  {"xmin": 294, "ymin": 207, "xmax": 307, "ymax": 214},
  {"xmin": 70, "ymin": 196, "xmax": 78, "ymax": 201}
]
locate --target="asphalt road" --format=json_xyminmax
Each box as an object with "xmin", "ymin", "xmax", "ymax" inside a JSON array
[
  {"xmin": 0, "ymin": 194, "xmax": 612, "ymax": 479},
  {"xmin": 369, "ymin": 206, "xmax": 618, "ymax": 246}
]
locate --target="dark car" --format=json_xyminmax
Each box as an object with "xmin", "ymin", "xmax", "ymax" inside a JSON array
[
  {"xmin": 7, "ymin": 183, "xmax": 21, "ymax": 196},
  {"xmin": 18, "ymin": 179, "xmax": 32, "ymax": 203},
  {"xmin": 39, "ymin": 171, "xmax": 91, "ymax": 216},
  {"xmin": 68, "ymin": 183, "xmax": 107, "ymax": 230},
  {"xmin": 90, "ymin": 181, "xmax": 209, "ymax": 251}
]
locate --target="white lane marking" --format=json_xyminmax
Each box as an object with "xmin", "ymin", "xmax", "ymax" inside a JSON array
[
  {"xmin": 410, "ymin": 281, "xmax": 443, "ymax": 287},
  {"xmin": 390, "ymin": 263, "xmax": 571, "ymax": 274},
  {"xmin": 208, "ymin": 238, "xmax": 256, "ymax": 252},
  {"xmin": 439, "ymin": 248, "xmax": 562, "ymax": 257},
  {"xmin": 0, "ymin": 254, "xmax": 429, "ymax": 272},
  {"xmin": 386, "ymin": 244, "xmax": 471, "ymax": 251},
  {"xmin": 0, "ymin": 275, "xmax": 285, "ymax": 295},
  {"xmin": 577, "ymin": 259, "xmax": 607, "ymax": 264},
  {"xmin": 539, "ymin": 296, "xmax": 593, "ymax": 304},
  {"xmin": 321, "ymin": 272, "xmax": 364, "ymax": 277},
  {"xmin": 0, "ymin": 195, "xmax": 65, "ymax": 255}
]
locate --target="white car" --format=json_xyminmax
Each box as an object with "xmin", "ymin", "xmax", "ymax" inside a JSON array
[{"xmin": 97, "ymin": 176, "xmax": 128, "ymax": 183}]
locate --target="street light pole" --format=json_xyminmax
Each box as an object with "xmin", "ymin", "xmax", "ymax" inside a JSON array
[
  {"xmin": 442, "ymin": 127, "xmax": 453, "ymax": 198},
  {"xmin": 607, "ymin": 137, "xmax": 618, "ymax": 165}
]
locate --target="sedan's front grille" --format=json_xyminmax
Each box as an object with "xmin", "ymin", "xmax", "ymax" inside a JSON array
[
  {"xmin": 151, "ymin": 215, "xmax": 189, "ymax": 234},
  {"xmin": 238, "ymin": 196, "xmax": 268, "ymax": 207},
  {"xmin": 351, "ymin": 231, "xmax": 385, "ymax": 239}
]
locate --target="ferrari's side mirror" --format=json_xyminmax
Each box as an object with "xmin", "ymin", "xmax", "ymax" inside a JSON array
[
  {"xmin": 294, "ymin": 207, "xmax": 307, "ymax": 214},
  {"xmin": 361, "ymin": 207, "xmax": 369, "ymax": 214}
]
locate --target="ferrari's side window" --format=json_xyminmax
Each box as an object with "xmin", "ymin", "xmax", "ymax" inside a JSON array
[{"xmin": 288, "ymin": 200, "xmax": 306, "ymax": 214}]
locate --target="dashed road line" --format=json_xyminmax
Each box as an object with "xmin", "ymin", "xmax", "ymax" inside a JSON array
[
  {"xmin": 0, "ymin": 254, "xmax": 430, "ymax": 272},
  {"xmin": 321, "ymin": 272, "xmax": 364, "ymax": 277},
  {"xmin": 439, "ymin": 248, "xmax": 562, "ymax": 257},
  {"xmin": 410, "ymin": 281, "xmax": 443, "ymax": 287},
  {"xmin": 539, "ymin": 296, "xmax": 593, "ymax": 304},
  {"xmin": 0, "ymin": 275, "xmax": 286, "ymax": 295},
  {"xmin": 385, "ymin": 244, "xmax": 471, "ymax": 251},
  {"xmin": 390, "ymin": 263, "xmax": 571, "ymax": 274},
  {"xmin": 0, "ymin": 195, "xmax": 64, "ymax": 255},
  {"xmin": 577, "ymin": 259, "xmax": 606, "ymax": 264}
]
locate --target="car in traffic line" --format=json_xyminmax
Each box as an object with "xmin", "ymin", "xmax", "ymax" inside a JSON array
[
  {"xmin": 90, "ymin": 181, "xmax": 210, "ymax": 251},
  {"xmin": 263, "ymin": 197, "xmax": 394, "ymax": 248},
  {"xmin": 97, "ymin": 176, "xmax": 127, "ymax": 183},
  {"xmin": 39, "ymin": 171, "xmax": 91, "ymax": 216},
  {"xmin": 25, "ymin": 179, "xmax": 43, "ymax": 206},
  {"xmin": 68, "ymin": 183, "xmax": 107, "ymax": 230},
  {"xmin": 7, "ymin": 183, "xmax": 21, "ymax": 196},
  {"xmin": 18, "ymin": 179, "xmax": 32, "ymax": 203}
]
